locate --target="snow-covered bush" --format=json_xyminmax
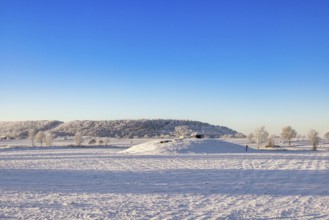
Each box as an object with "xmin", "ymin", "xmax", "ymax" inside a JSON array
[
  {"xmin": 222, "ymin": 134, "xmax": 234, "ymax": 138},
  {"xmin": 174, "ymin": 125, "xmax": 192, "ymax": 138},
  {"xmin": 88, "ymin": 139, "xmax": 97, "ymax": 145}
]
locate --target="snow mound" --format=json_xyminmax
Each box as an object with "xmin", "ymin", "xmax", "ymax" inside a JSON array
[{"xmin": 120, "ymin": 138, "xmax": 255, "ymax": 154}]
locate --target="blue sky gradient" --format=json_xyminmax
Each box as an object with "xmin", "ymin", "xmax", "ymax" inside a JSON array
[{"xmin": 1, "ymin": 0, "xmax": 328, "ymax": 135}]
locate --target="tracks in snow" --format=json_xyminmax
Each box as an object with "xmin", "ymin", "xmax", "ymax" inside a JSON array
[{"xmin": 0, "ymin": 149, "xmax": 329, "ymax": 219}]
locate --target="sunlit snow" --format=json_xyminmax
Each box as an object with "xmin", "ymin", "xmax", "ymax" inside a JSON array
[{"xmin": 0, "ymin": 138, "xmax": 328, "ymax": 219}]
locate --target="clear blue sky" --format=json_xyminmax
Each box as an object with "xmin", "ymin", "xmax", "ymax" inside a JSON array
[{"xmin": 1, "ymin": 0, "xmax": 328, "ymax": 135}]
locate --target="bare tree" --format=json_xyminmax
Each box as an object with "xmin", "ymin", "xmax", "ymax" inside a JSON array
[
  {"xmin": 35, "ymin": 131, "xmax": 45, "ymax": 146},
  {"xmin": 75, "ymin": 132, "xmax": 83, "ymax": 146},
  {"xmin": 324, "ymin": 132, "xmax": 329, "ymax": 142},
  {"xmin": 308, "ymin": 129, "xmax": 319, "ymax": 151},
  {"xmin": 28, "ymin": 129, "xmax": 36, "ymax": 147},
  {"xmin": 254, "ymin": 126, "xmax": 269, "ymax": 149},
  {"xmin": 280, "ymin": 126, "xmax": 297, "ymax": 146},
  {"xmin": 45, "ymin": 132, "xmax": 54, "ymax": 146}
]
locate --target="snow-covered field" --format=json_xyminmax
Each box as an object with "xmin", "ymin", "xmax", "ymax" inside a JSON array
[
  {"xmin": 0, "ymin": 137, "xmax": 151, "ymax": 149},
  {"xmin": 1, "ymin": 139, "xmax": 329, "ymax": 219}
]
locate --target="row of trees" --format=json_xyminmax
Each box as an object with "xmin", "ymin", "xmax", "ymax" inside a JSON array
[
  {"xmin": 28, "ymin": 129, "xmax": 55, "ymax": 147},
  {"xmin": 248, "ymin": 126, "xmax": 329, "ymax": 150},
  {"xmin": 28, "ymin": 130, "xmax": 110, "ymax": 147},
  {"xmin": 27, "ymin": 125, "xmax": 234, "ymax": 147},
  {"xmin": 27, "ymin": 127, "xmax": 329, "ymax": 149},
  {"xmin": 29, "ymin": 129, "xmax": 84, "ymax": 147}
]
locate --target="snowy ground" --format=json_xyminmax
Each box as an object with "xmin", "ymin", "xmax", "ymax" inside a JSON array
[
  {"xmin": 121, "ymin": 138, "xmax": 257, "ymax": 154},
  {"xmin": 0, "ymin": 137, "xmax": 150, "ymax": 149},
  {"xmin": 0, "ymin": 139, "xmax": 329, "ymax": 219}
]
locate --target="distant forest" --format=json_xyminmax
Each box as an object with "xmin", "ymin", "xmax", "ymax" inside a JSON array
[{"xmin": 0, "ymin": 120, "xmax": 242, "ymax": 139}]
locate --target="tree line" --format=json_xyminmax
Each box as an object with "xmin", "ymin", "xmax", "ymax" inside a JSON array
[
  {"xmin": 27, "ymin": 126, "xmax": 329, "ymax": 150},
  {"xmin": 248, "ymin": 126, "xmax": 329, "ymax": 151}
]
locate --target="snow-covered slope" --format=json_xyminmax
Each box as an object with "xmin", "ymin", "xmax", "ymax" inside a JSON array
[
  {"xmin": 0, "ymin": 121, "xmax": 63, "ymax": 139},
  {"xmin": 121, "ymin": 138, "xmax": 255, "ymax": 154},
  {"xmin": 0, "ymin": 119, "xmax": 241, "ymax": 139}
]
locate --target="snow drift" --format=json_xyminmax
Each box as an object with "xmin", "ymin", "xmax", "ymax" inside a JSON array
[{"xmin": 121, "ymin": 138, "xmax": 255, "ymax": 154}]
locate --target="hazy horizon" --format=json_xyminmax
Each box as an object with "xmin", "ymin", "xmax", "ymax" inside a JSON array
[{"xmin": 1, "ymin": 0, "xmax": 328, "ymax": 136}]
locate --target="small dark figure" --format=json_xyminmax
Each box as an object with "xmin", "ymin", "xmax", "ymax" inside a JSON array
[{"xmin": 246, "ymin": 145, "xmax": 248, "ymax": 152}]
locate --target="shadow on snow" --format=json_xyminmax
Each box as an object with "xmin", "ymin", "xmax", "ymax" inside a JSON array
[{"xmin": 1, "ymin": 168, "xmax": 328, "ymax": 196}]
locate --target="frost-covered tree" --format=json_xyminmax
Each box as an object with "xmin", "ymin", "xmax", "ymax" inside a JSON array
[
  {"xmin": 266, "ymin": 135, "xmax": 275, "ymax": 148},
  {"xmin": 0, "ymin": 121, "xmax": 62, "ymax": 139},
  {"xmin": 28, "ymin": 129, "xmax": 36, "ymax": 147},
  {"xmin": 247, "ymin": 133, "xmax": 255, "ymax": 143},
  {"xmin": 45, "ymin": 132, "xmax": 54, "ymax": 146},
  {"xmin": 35, "ymin": 131, "xmax": 45, "ymax": 146},
  {"xmin": 280, "ymin": 126, "xmax": 297, "ymax": 146},
  {"xmin": 254, "ymin": 126, "xmax": 269, "ymax": 149},
  {"xmin": 75, "ymin": 132, "xmax": 83, "ymax": 146},
  {"xmin": 174, "ymin": 125, "xmax": 191, "ymax": 138},
  {"xmin": 324, "ymin": 132, "xmax": 329, "ymax": 142},
  {"xmin": 308, "ymin": 129, "xmax": 319, "ymax": 151},
  {"xmin": 0, "ymin": 120, "xmax": 239, "ymax": 139}
]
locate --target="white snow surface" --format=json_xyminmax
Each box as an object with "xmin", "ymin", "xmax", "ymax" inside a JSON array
[
  {"xmin": 1, "ymin": 139, "xmax": 329, "ymax": 219},
  {"xmin": 121, "ymin": 138, "xmax": 255, "ymax": 154}
]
